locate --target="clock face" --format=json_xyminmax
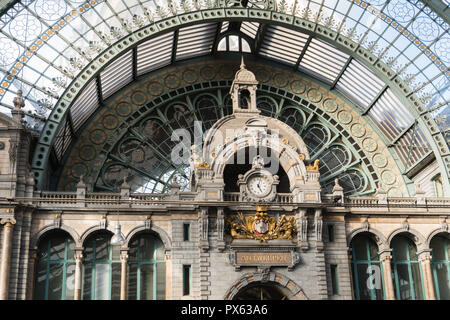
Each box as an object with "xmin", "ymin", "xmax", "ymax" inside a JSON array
[{"xmin": 248, "ymin": 176, "xmax": 270, "ymax": 197}]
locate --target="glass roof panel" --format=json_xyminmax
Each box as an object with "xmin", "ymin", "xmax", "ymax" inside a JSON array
[
  {"xmin": 136, "ymin": 31, "xmax": 173, "ymax": 76},
  {"xmin": 100, "ymin": 49, "xmax": 133, "ymax": 99},
  {"xmin": 259, "ymin": 25, "xmax": 309, "ymax": 65},
  {"xmin": 393, "ymin": 124, "xmax": 431, "ymax": 169},
  {"xmin": 240, "ymin": 21, "xmax": 259, "ymax": 38},
  {"xmin": 336, "ymin": 59, "xmax": 385, "ymax": 110},
  {"xmin": 176, "ymin": 23, "xmax": 217, "ymax": 61},
  {"xmin": 221, "ymin": 21, "xmax": 229, "ymax": 33},
  {"xmin": 53, "ymin": 115, "xmax": 72, "ymax": 161},
  {"xmin": 0, "ymin": 0, "xmax": 446, "ymax": 178},
  {"xmin": 70, "ymin": 78, "xmax": 99, "ymax": 132},
  {"xmin": 299, "ymin": 38, "xmax": 350, "ymax": 82},
  {"xmin": 367, "ymin": 88, "xmax": 415, "ymax": 142}
]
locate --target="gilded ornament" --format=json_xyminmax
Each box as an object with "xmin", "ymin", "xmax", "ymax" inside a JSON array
[
  {"xmin": 196, "ymin": 162, "xmax": 211, "ymax": 169},
  {"xmin": 306, "ymin": 159, "xmax": 320, "ymax": 171},
  {"xmin": 226, "ymin": 207, "xmax": 297, "ymax": 242}
]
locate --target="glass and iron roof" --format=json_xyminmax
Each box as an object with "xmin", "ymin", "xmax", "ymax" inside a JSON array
[{"xmin": 0, "ymin": 0, "xmax": 448, "ymax": 192}]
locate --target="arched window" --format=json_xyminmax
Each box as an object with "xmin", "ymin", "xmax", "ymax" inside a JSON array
[
  {"xmin": 127, "ymin": 233, "xmax": 166, "ymax": 300},
  {"xmin": 350, "ymin": 233, "xmax": 384, "ymax": 300},
  {"xmin": 82, "ymin": 231, "xmax": 121, "ymax": 300},
  {"xmin": 391, "ymin": 235, "xmax": 425, "ymax": 300},
  {"xmin": 34, "ymin": 230, "xmax": 75, "ymax": 300},
  {"xmin": 217, "ymin": 35, "xmax": 251, "ymax": 53},
  {"xmin": 430, "ymin": 235, "xmax": 450, "ymax": 300}
]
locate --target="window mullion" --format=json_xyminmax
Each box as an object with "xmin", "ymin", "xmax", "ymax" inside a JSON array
[
  {"xmin": 137, "ymin": 262, "xmax": 141, "ymax": 300},
  {"xmin": 366, "ymin": 240, "xmax": 376, "ymax": 300},
  {"xmin": 154, "ymin": 238, "xmax": 157, "ymax": 300}
]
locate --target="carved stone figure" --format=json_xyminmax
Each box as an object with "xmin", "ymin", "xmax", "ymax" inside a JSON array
[{"xmin": 13, "ymin": 90, "xmax": 25, "ymax": 110}]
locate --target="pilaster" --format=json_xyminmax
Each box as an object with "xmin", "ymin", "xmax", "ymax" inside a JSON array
[
  {"xmin": 418, "ymin": 250, "xmax": 436, "ymax": 300},
  {"xmin": 0, "ymin": 217, "xmax": 16, "ymax": 300},
  {"xmin": 379, "ymin": 249, "xmax": 395, "ymax": 300},
  {"xmin": 74, "ymin": 248, "xmax": 84, "ymax": 300}
]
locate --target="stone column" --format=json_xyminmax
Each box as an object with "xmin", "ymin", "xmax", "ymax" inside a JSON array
[
  {"xmin": 74, "ymin": 248, "xmax": 84, "ymax": 300},
  {"xmin": 26, "ymin": 250, "xmax": 38, "ymax": 300},
  {"xmin": 120, "ymin": 250, "xmax": 128, "ymax": 300},
  {"xmin": 419, "ymin": 250, "xmax": 436, "ymax": 300},
  {"xmin": 347, "ymin": 248, "xmax": 356, "ymax": 300},
  {"xmin": 0, "ymin": 218, "xmax": 16, "ymax": 300},
  {"xmin": 379, "ymin": 250, "xmax": 395, "ymax": 300}
]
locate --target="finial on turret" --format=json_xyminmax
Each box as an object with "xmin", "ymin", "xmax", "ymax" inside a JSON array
[{"xmin": 240, "ymin": 55, "xmax": 245, "ymax": 69}]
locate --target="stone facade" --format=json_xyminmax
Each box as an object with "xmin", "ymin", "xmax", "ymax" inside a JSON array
[{"xmin": 0, "ymin": 70, "xmax": 449, "ymax": 301}]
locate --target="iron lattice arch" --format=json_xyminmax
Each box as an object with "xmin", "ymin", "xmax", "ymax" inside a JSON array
[
  {"xmin": 54, "ymin": 58, "xmax": 409, "ymax": 196},
  {"xmin": 60, "ymin": 83, "xmax": 374, "ymax": 196},
  {"xmin": 18, "ymin": 3, "xmax": 448, "ymax": 193}
]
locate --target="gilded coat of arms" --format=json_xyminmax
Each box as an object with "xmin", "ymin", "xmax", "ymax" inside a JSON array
[{"xmin": 226, "ymin": 206, "xmax": 297, "ymax": 242}]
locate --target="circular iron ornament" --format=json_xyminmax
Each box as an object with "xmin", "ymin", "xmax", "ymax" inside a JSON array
[
  {"xmin": 273, "ymin": 73, "xmax": 288, "ymax": 87},
  {"xmin": 351, "ymin": 123, "xmax": 366, "ymax": 137},
  {"xmin": 164, "ymin": 74, "xmax": 181, "ymax": 89},
  {"xmin": 9, "ymin": 13, "xmax": 42, "ymax": 44},
  {"xmin": 290, "ymin": 80, "xmax": 306, "ymax": 94},
  {"xmin": 63, "ymin": 181, "xmax": 78, "ymax": 191},
  {"xmin": 34, "ymin": 0, "xmax": 68, "ymax": 21},
  {"xmin": 116, "ymin": 102, "xmax": 132, "ymax": 117},
  {"xmin": 70, "ymin": 162, "xmax": 88, "ymax": 179},
  {"xmin": 0, "ymin": 37, "xmax": 21, "ymax": 68},
  {"xmin": 381, "ymin": 170, "xmax": 397, "ymax": 185},
  {"xmin": 79, "ymin": 145, "xmax": 96, "ymax": 161},
  {"xmin": 411, "ymin": 16, "xmax": 441, "ymax": 42},
  {"xmin": 254, "ymin": 67, "xmax": 271, "ymax": 83},
  {"xmin": 434, "ymin": 36, "xmax": 450, "ymax": 64},
  {"xmin": 387, "ymin": 187, "xmax": 402, "ymax": 197},
  {"xmin": 337, "ymin": 110, "xmax": 353, "ymax": 124},
  {"xmin": 89, "ymin": 129, "xmax": 107, "ymax": 145},
  {"xmin": 200, "ymin": 66, "xmax": 216, "ymax": 80},
  {"xmin": 307, "ymin": 88, "xmax": 322, "ymax": 103},
  {"xmin": 362, "ymin": 137, "xmax": 378, "ymax": 152},
  {"xmin": 322, "ymin": 98, "xmax": 339, "ymax": 113},
  {"xmin": 102, "ymin": 114, "xmax": 119, "ymax": 130},
  {"xmin": 387, "ymin": 0, "xmax": 416, "ymax": 23},
  {"xmin": 147, "ymin": 81, "xmax": 164, "ymax": 96},
  {"xmin": 372, "ymin": 153, "xmax": 388, "ymax": 168},
  {"xmin": 366, "ymin": 0, "xmax": 386, "ymax": 5},
  {"xmin": 130, "ymin": 91, "xmax": 147, "ymax": 105},
  {"xmin": 218, "ymin": 65, "xmax": 234, "ymax": 79},
  {"xmin": 183, "ymin": 69, "xmax": 199, "ymax": 83}
]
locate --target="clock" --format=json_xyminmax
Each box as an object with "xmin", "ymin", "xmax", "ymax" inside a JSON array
[
  {"xmin": 237, "ymin": 156, "xmax": 279, "ymax": 202},
  {"xmin": 248, "ymin": 175, "xmax": 271, "ymax": 197}
]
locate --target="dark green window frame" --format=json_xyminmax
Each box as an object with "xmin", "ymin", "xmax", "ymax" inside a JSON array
[
  {"xmin": 82, "ymin": 233, "xmax": 121, "ymax": 300},
  {"xmin": 391, "ymin": 236, "xmax": 425, "ymax": 300},
  {"xmin": 431, "ymin": 235, "xmax": 450, "ymax": 300},
  {"xmin": 330, "ymin": 264, "xmax": 339, "ymax": 295},
  {"xmin": 328, "ymin": 224, "xmax": 334, "ymax": 242},
  {"xmin": 183, "ymin": 223, "xmax": 190, "ymax": 241},
  {"xmin": 183, "ymin": 265, "xmax": 191, "ymax": 296},
  {"xmin": 35, "ymin": 233, "xmax": 75, "ymax": 300},
  {"xmin": 127, "ymin": 234, "xmax": 166, "ymax": 300},
  {"xmin": 350, "ymin": 235, "xmax": 385, "ymax": 300}
]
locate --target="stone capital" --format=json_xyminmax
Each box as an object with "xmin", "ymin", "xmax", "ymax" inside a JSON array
[
  {"xmin": 0, "ymin": 217, "xmax": 16, "ymax": 226},
  {"xmin": 120, "ymin": 250, "xmax": 129, "ymax": 262},
  {"xmin": 74, "ymin": 250, "xmax": 84, "ymax": 262},
  {"xmin": 379, "ymin": 249, "xmax": 393, "ymax": 262},
  {"xmin": 418, "ymin": 249, "xmax": 432, "ymax": 262}
]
